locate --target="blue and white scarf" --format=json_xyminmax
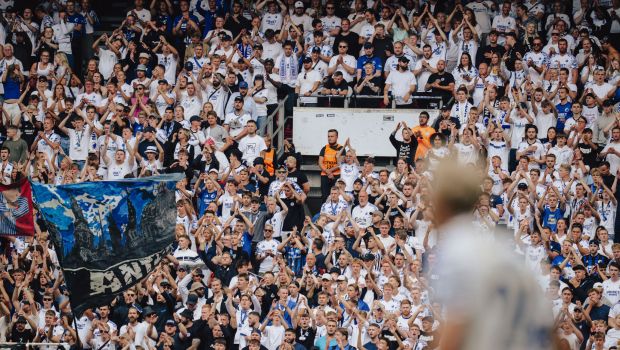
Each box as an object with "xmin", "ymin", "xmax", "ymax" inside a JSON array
[{"xmin": 279, "ymin": 54, "xmax": 298, "ymax": 84}]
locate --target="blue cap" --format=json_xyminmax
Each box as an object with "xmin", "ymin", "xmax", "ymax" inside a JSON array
[{"xmin": 239, "ymin": 81, "xmax": 249, "ymax": 89}]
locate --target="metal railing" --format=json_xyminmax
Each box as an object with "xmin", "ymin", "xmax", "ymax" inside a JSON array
[
  {"xmin": 264, "ymin": 96, "xmax": 289, "ymax": 158},
  {"xmin": 296, "ymin": 94, "xmax": 444, "ymax": 109},
  {"xmin": 0, "ymin": 342, "xmax": 69, "ymax": 349}
]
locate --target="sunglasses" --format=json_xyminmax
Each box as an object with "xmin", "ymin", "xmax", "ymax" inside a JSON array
[
  {"xmin": 339, "ymin": 46, "xmax": 347, "ymax": 48},
  {"xmin": 264, "ymin": 229, "xmax": 273, "ymax": 232},
  {"xmin": 43, "ymin": 298, "xmax": 53, "ymax": 301},
  {"xmin": 326, "ymin": 6, "xmax": 335, "ymax": 9}
]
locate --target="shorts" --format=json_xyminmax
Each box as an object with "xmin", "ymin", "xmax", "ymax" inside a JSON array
[{"xmin": 3, "ymin": 103, "xmax": 21, "ymax": 125}]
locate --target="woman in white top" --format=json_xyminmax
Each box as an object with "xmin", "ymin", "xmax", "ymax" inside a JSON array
[
  {"xmin": 52, "ymin": 52, "xmax": 72, "ymax": 88},
  {"xmin": 452, "ymin": 52, "xmax": 478, "ymax": 92},
  {"xmin": 46, "ymin": 84, "xmax": 67, "ymax": 115},
  {"xmin": 29, "ymin": 49, "xmax": 55, "ymax": 81},
  {"xmin": 579, "ymin": 55, "xmax": 600, "ymax": 85},
  {"xmin": 249, "ymin": 75, "xmax": 269, "ymax": 134},
  {"xmin": 389, "ymin": 157, "xmax": 410, "ymax": 190}
]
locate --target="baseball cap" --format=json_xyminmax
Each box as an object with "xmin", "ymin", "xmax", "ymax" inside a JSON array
[
  {"xmin": 180, "ymin": 308, "xmax": 194, "ymax": 319},
  {"xmin": 337, "ymin": 275, "xmax": 346, "ymax": 282},
  {"xmin": 363, "ymin": 42, "xmax": 373, "ymax": 49},
  {"xmin": 145, "ymin": 146, "xmax": 158, "ymax": 154},
  {"xmin": 144, "ymin": 126, "xmax": 157, "ymax": 133},
  {"xmin": 398, "ymin": 55, "xmax": 410, "ymax": 63},
  {"xmin": 311, "ymin": 46, "xmax": 321, "ymax": 53},
  {"xmin": 321, "ymin": 273, "xmax": 332, "ymax": 281},
  {"xmin": 187, "ymin": 294, "xmax": 199, "ymax": 305},
  {"xmin": 302, "ymin": 56, "xmax": 312, "ymax": 63},
  {"xmin": 234, "ymin": 95, "xmax": 244, "ymax": 102},
  {"xmin": 239, "ymin": 81, "xmax": 249, "ymax": 89},
  {"xmin": 165, "ymin": 319, "xmax": 176, "ymax": 326},
  {"xmin": 136, "ymin": 64, "xmax": 147, "ymax": 71},
  {"xmin": 16, "ymin": 316, "xmax": 27, "ymax": 324},
  {"xmin": 295, "ymin": 1, "xmax": 304, "ymax": 8},
  {"xmin": 143, "ymin": 306, "xmax": 156, "ymax": 316},
  {"xmin": 139, "ymin": 52, "xmax": 150, "ymax": 59},
  {"xmin": 222, "ymin": 34, "xmax": 232, "ymax": 41},
  {"xmin": 594, "ymin": 282, "xmax": 604, "ymax": 289}
]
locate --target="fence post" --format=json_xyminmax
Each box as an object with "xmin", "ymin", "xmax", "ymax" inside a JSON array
[{"xmin": 278, "ymin": 99, "xmax": 285, "ymax": 155}]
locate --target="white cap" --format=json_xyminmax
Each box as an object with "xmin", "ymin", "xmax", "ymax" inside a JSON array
[
  {"xmin": 321, "ymin": 273, "xmax": 332, "ymax": 281},
  {"xmin": 295, "ymin": 1, "xmax": 304, "ymax": 7},
  {"xmin": 594, "ymin": 282, "xmax": 604, "ymax": 289}
]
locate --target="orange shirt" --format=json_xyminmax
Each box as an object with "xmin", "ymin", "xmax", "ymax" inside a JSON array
[{"xmin": 411, "ymin": 125, "xmax": 435, "ymax": 159}]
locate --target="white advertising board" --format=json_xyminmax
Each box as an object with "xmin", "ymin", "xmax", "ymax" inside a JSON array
[{"xmin": 292, "ymin": 107, "xmax": 440, "ymax": 157}]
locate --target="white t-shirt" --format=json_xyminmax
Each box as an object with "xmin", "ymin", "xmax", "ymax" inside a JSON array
[
  {"xmin": 157, "ymin": 53, "xmax": 179, "ymax": 85},
  {"xmin": 106, "ymin": 158, "xmax": 132, "ymax": 180},
  {"xmin": 436, "ymin": 215, "xmax": 553, "ymax": 350},
  {"xmin": 295, "ymin": 70, "xmax": 321, "ymax": 103},
  {"xmin": 385, "ymin": 70, "xmax": 417, "ymax": 105},
  {"xmin": 328, "ymin": 55, "xmax": 357, "ymax": 82},
  {"xmin": 97, "ymin": 48, "xmax": 118, "ymax": 80},
  {"xmin": 68, "ymin": 126, "xmax": 91, "ymax": 161},
  {"xmin": 224, "ymin": 112, "xmax": 251, "ymax": 138},
  {"xmin": 414, "ymin": 57, "xmax": 438, "ymax": 92},
  {"xmin": 257, "ymin": 238, "xmax": 279, "ymax": 273},
  {"xmin": 352, "ymin": 203, "xmax": 378, "ymax": 228},
  {"xmin": 238, "ymin": 134, "xmax": 267, "ymax": 165},
  {"xmin": 603, "ymin": 278, "xmax": 620, "ymax": 306}
]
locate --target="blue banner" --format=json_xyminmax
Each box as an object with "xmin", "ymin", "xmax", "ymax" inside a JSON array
[{"xmin": 31, "ymin": 175, "xmax": 182, "ymax": 314}]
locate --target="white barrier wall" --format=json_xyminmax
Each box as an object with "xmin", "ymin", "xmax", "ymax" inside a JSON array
[{"xmin": 292, "ymin": 107, "xmax": 440, "ymax": 157}]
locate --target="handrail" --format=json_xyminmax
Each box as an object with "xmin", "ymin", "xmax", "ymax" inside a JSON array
[
  {"xmin": 296, "ymin": 94, "xmax": 444, "ymax": 109},
  {"xmin": 0, "ymin": 342, "xmax": 70, "ymax": 349},
  {"xmin": 264, "ymin": 96, "xmax": 289, "ymax": 159}
]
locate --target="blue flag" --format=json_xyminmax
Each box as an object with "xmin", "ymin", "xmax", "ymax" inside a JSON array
[{"xmin": 31, "ymin": 175, "xmax": 182, "ymax": 315}]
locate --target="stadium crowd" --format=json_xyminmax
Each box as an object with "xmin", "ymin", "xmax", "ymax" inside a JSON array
[{"xmin": 0, "ymin": 0, "xmax": 618, "ymax": 348}]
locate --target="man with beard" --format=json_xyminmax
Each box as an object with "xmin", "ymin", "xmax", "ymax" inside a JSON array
[
  {"xmin": 384, "ymin": 56, "xmax": 416, "ymax": 109},
  {"xmin": 174, "ymin": 308, "xmax": 195, "ymax": 344},
  {"xmin": 9, "ymin": 315, "xmax": 36, "ymax": 346},
  {"xmin": 201, "ymin": 72, "xmax": 229, "ymax": 121},
  {"xmin": 224, "ymin": 96, "xmax": 252, "ymax": 143},
  {"xmin": 424, "ymin": 60, "xmax": 455, "ymax": 106},
  {"xmin": 413, "ymin": 45, "xmax": 438, "ymax": 92},
  {"xmin": 111, "ymin": 290, "xmax": 141, "ymax": 326},
  {"xmin": 549, "ymin": 38, "xmax": 578, "ymax": 84},
  {"xmin": 283, "ymin": 328, "xmax": 307, "ymax": 350}
]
